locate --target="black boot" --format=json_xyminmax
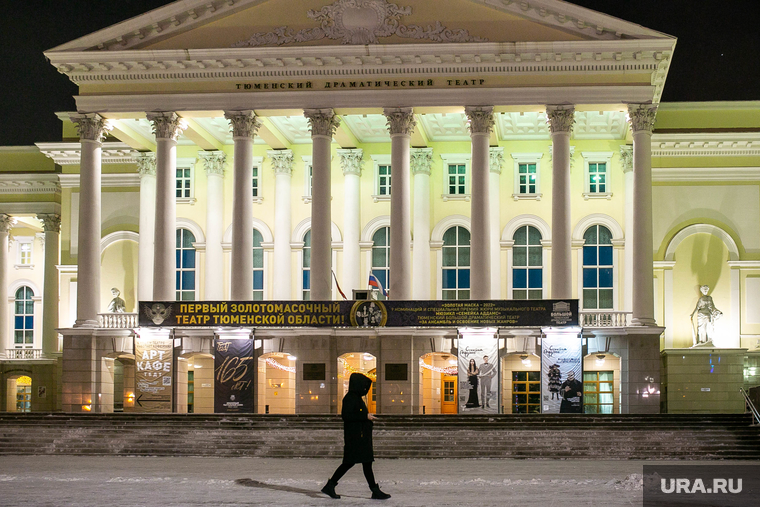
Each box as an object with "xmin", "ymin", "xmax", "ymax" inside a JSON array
[
  {"xmin": 321, "ymin": 480, "xmax": 340, "ymax": 499},
  {"xmin": 370, "ymin": 483, "xmax": 391, "ymax": 500}
]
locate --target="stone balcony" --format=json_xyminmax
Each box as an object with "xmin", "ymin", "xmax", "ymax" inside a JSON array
[
  {"xmin": 98, "ymin": 313, "xmax": 139, "ymax": 329},
  {"xmin": 4, "ymin": 348, "xmax": 43, "ymax": 359}
]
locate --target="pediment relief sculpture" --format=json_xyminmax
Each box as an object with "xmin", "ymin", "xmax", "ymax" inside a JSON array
[{"xmin": 233, "ymin": 0, "xmax": 486, "ymax": 47}]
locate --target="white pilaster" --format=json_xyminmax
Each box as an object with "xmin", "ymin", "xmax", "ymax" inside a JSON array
[
  {"xmin": 547, "ymin": 106, "xmax": 575, "ymax": 300},
  {"xmin": 628, "ymin": 104, "xmax": 658, "ymax": 326},
  {"xmin": 0, "ymin": 215, "xmax": 12, "ymax": 349},
  {"xmin": 135, "ymin": 153, "xmax": 156, "ymax": 302},
  {"xmin": 37, "ymin": 214, "xmax": 61, "ymax": 356},
  {"xmin": 225, "ymin": 111, "xmax": 261, "ymax": 301},
  {"xmin": 269, "ymin": 150, "xmax": 294, "ymax": 300},
  {"xmin": 147, "ymin": 112, "xmax": 186, "ymax": 302},
  {"xmin": 384, "ymin": 107, "xmax": 415, "ymax": 300},
  {"xmin": 489, "ymin": 148, "xmax": 504, "ymax": 299},
  {"xmin": 71, "ymin": 114, "xmax": 111, "ymax": 326},
  {"xmin": 199, "ymin": 151, "xmax": 226, "ymax": 300},
  {"xmin": 620, "ymin": 145, "xmax": 634, "ymax": 313},
  {"xmin": 411, "ymin": 148, "xmax": 433, "ymax": 300},
  {"xmin": 305, "ymin": 109, "xmax": 340, "ymax": 301},
  {"xmin": 338, "ymin": 149, "xmax": 363, "ymax": 296}
]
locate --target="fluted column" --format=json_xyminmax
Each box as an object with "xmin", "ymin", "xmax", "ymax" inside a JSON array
[
  {"xmin": 135, "ymin": 153, "xmax": 156, "ymax": 302},
  {"xmin": 147, "ymin": 112, "xmax": 186, "ymax": 301},
  {"xmin": 199, "ymin": 151, "xmax": 226, "ymax": 300},
  {"xmin": 305, "ymin": 109, "xmax": 340, "ymax": 301},
  {"xmin": 71, "ymin": 114, "xmax": 111, "ymax": 326},
  {"xmin": 269, "ymin": 150, "xmax": 295, "ymax": 299},
  {"xmin": 547, "ymin": 106, "xmax": 575, "ymax": 300},
  {"xmin": 466, "ymin": 106, "xmax": 495, "ymax": 300},
  {"xmin": 0, "ymin": 214, "xmax": 13, "ymax": 348},
  {"xmin": 628, "ymin": 104, "xmax": 658, "ymax": 326},
  {"xmin": 411, "ymin": 148, "xmax": 433, "ymax": 300},
  {"xmin": 620, "ymin": 145, "xmax": 634, "ymax": 313},
  {"xmin": 224, "ymin": 111, "xmax": 261, "ymax": 301},
  {"xmin": 384, "ymin": 107, "xmax": 415, "ymax": 300},
  {"xmin": 37, "ymin": 214, "xmax": 61, "ymax": 356},
  {"xmin": 338, "ymin": 149, "xmax": 363, "ymax": 295},
  {"xmin": 489, "ymin": 148, "xmax": 504, "ymax": 299}
]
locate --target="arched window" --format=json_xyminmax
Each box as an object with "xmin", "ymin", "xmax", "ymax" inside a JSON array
[
  {"xmin": 176, "ymin": 228, "xmax": 196, "ymax": 301},
  {"xmin": 302, "ymin": 230, "xmax": 311, "ymax": 300},
  {"xmin": 371, "ymin": 227, "xmax": 390, "ymax": 294},
  {"xmin": 253, "ymin": 229, "xmax": 264, "ymax": 300},
  {"xmin": 583, "ymin": 225, "xmax": 613, "ymax": 309},
  {"xmin": 14, "ymin": 286, "xmax": 34, "ymax": 348},
  {"xmin": 513, "ymin": 226, "xmax": 542, "ymax": 300},
  {"xmin": 442, "ymin": 226, "xmax": 470, "ymax": 300}
]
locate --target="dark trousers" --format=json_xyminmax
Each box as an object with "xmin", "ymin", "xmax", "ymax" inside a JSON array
[{"xmin": 329, "ymin": 462, "xmax": 376, "ymax": 487}]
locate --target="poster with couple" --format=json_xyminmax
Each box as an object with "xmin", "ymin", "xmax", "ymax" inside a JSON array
[
  {"xmin": 458, "ymin": 333, "xmax": 499, "ymax": 414},
  {"xmin": 541, "ymin": 334, "xmax": 583, "ymax": 414}
]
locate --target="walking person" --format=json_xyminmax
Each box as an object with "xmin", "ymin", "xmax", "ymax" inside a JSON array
[{"xmin": 322, "ymin": 373, "xmax": 391, "ymax": 500}]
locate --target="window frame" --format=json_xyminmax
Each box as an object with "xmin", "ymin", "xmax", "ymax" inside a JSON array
[
  {"xmin": 441, "ymin": 225, "xmax": 471, "ymax": 300},
  {"xmin": 370, "ymin": 154, "xmax": 392, "ymax": 202},
  {"xmin": 301, "ymin": 156, "xmax": 313, "ymax": 203},
  {"xmin": 581, "ymin": 224, "xmax": 615, "ymax": 310},
  {"xmin": 511, "ymin": 153, "xmax": 544, "ymax": 201},
  {"xmin": 583, "ymin": 370, "xmax": 615, "ymax": 414},
  {"xmin": 512, "ymin": 370, "xmax": 541, "ymax": 414},
  {"xmin": 176, "ymin": 158, "xmax": 197, "ymax": 204},
  {"xmin": 510, "ymin": 225, "xmax": 544, "ymax": 300},
  {"xmin": 13, "ymin": 285, "xmax": 35, "ymax": 348},
  {"xmin": 251, "ymin": 156, "xmax": 264, "ymax": 204},
  {"xmin": 581, "ymin": 152, "xmax": 613, "ymax": 200},
  {"xmin": 301, "ymin": 230, "xmax": 311, "ymax": 301},
  {"xmin": 252, "ymin": 228, "xmax": 265, "ymax": 300},
  {"xmin": 370, "ymin": 226, "xmax": 390, "ymax": 295},
  {"xmin": 440, "ymin": 154, "xmax": 471, "ymax": 201},
  {"xmin": 176, "ymin": 228, "xmax": 198, "ymax": 301},
  {"xmin": 15, "ymin": 236, "xmax": 34, "ymax": 269}
]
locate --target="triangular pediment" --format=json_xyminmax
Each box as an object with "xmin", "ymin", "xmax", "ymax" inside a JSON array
[{"xmin": 48, "ymin": 0, "xmax": 673, "ymax": 53}]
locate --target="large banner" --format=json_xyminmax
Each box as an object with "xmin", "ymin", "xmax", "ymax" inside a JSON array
[
  {"xmin": 134, "ymin": 337, "xmax": 173, "ymax": 412},
  {"xmin": 140, "ymin": 299, "xmax": 578, "ymax": 328},
  {"xmin": 458, "ymin": 332, "xmax": 499, "ymax": 414},
  {"xmin": 214, "ymin": 338, "xmax": 254, "ymax": 413},
  {"xmin": 541, "ymin": 334, "xmax": 583, "ymax": 414}
]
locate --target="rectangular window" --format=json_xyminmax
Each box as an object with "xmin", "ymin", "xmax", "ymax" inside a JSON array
[
  {"xmin": 447, "ymin": 164, "xmax": 467, "ymax": 195},
  {"xmin": 582, "ymin": 152, "xmax": 613, "ymax": 199},
  {"xmin": 378, "ymin": 164, "xmax": 391, "ymax": 196},
  {"xmin": 589, "ymin": 162, "xmax": 607, "ymax": 193},
  {"xmin": 252, "ymin": 166, "xmax": 259, "ymax": 197},
  {"xmin": 176, "ymin": 167, "xmax": 192, "ymax": 198},
  {"xmin": 16, "ymin": 238, "xmax": 33, "ymax": 267},
  {"xmin": 518, "ymin": 163, "xmax": 537, "ymax": 194},
  {"xmin": 512, "ymin": 370, "xmax": 541, "ymax": 413},
  {"xmin": 583, "ymin": 371, "xmax": 614, "ymax": 414}
]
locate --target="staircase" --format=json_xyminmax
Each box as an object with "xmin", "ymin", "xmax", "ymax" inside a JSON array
[{"xmin": 0, "ymin": 413, "xmax": 758, "ymax": 459}]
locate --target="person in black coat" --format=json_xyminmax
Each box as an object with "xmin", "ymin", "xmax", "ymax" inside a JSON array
[{"xmin": 321, "ymin": 373, "xmax": 391, "ymax": 500}]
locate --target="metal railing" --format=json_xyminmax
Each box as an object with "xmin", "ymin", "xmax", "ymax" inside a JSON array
[
  {"xmin": 740, "ymin": 388, "xmax": 760, "ymax": 426},
  {"xmin": 5, "ymin": 348, "xmax": 43, "ymax": 359},
  {"xmin": 98, "ymin": 313, "xmax": 139, "ymax": 329},
  {"xmin": 580, "ymin": 311, "xmax": 632, "ymax": 328}
]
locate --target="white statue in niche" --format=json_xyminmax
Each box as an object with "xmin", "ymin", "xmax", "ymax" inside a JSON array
[
  {"xmin": 107, "ymin": 287, "xmax": 126, "ymax": 313},
  {"xmin": 690, "ymin": 285, "xmax": 722, "ymax": 346}
]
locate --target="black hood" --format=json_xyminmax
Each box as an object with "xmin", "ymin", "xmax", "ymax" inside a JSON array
[{"xmin": 348, "ymin": 373, "xmax": 372, "ymax": 396}]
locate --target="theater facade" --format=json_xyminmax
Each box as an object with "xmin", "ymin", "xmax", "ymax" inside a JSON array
[{"xmin": 1, "ymin": 0, "xmax": 759, "ymax": 416}]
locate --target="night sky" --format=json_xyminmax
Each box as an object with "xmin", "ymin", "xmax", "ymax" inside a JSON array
[{"xmin": 1, "ymin": 1, "xmax": 757, "ymax": 146}]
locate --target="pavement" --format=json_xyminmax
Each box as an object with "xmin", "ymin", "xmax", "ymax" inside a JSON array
[{"xmin": 1, "ymin": 456, "xmax": 757, "ymax": 506}]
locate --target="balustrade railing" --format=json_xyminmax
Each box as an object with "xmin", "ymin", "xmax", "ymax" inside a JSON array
[
  {"xmin": 98, "ymin": 313, "xmax": 139, "ymax": 329},
  {"xmin": 5, "ymin": 348, "xmax": 42, "ymax": 359},
  {"xmin": 580, "ymin": 311, "xmax": 632, "ymax": 328}
]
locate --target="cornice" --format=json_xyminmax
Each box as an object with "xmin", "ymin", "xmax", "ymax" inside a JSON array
[
  {"xmin": 36, "ymin": 142, "xmax": 140, "ymax": 165},
  {"xmin": 0, "ymin": 174, "xmax": 61, "ymax": 195},
  {"xmin": 651, "ymin": 133, "xmax": 760, "ymax": 158},
  {"xmin": 652, "ymin": 167, "xmax": 760, "ymax": 183},
  {"xmin": 59, "ymin": 173, "xmax": 141, "ymax": 189}
]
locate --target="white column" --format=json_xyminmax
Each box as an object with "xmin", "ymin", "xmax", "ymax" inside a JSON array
[
  {"xmin": 411, "ymin": 148, "xmax": 433, "ymax": 300},
  {"xmin": 546, "ymin": 106, "xmax": 575, "ymax": 300},
  {"xmin": 628, "ymin": 104, "xmax": 658, "ymax": 326},
  {"xmin": 465, "ymin": 106, "xmax": 495, "ymax": 300},
  {"xmin": 384, "ymin": 107, "xmax": 415, "ymax": 301},
  {"xmin": 135, "ymin": 153, "xmax": 156, "ymax": 302},
  {"xmin": 489, "ymin": 148, "xmax": 504, "ymax": 299},
  {"xmin": 37, "ymin": 214, "xmax": 61, "ymax": 357},
  {"xmin": 0, "ymin": 214, "xmax": 12, "ymax": 348},
  {"xmin": 620, "ymin": 145, "xmax": 634, "ymax": 313},
  {"xmin": 304, "ymin": 109, "xmax": 340, "ymax": 301},
  {"xmin": 269, "ymin": 150, "xmax": 295, "ymax": 300},
  {"xmin": 147, "ymin": 112, "xmax": 186, "ymax": 302},
  {"xmin": 71, "ymin": 114, "xmax": 111, "ymax": 326},
  {"xmin": 224, "ymin": 111, "xmax": 261, "ymax": 301},
  {"xmin": 199, "ymin": 151, "xmax": 226, "ymax": 300},
  {"xmin": 338, "ymin": 149, "xmax": 363, "ymax": 295}
]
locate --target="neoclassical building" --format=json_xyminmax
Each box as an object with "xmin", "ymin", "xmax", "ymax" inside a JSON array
[{"xmin": 1, "ymin": 0, "xmax": 758, "ymax": 416}]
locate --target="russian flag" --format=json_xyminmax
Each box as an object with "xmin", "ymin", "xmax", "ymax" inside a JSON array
[{"xmin": 368, "ymin": 273, "xmax": 388, "ymax": 297}]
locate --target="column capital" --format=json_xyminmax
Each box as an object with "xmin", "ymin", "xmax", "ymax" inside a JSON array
[
  {"xmin": 134, "ymin": 152, "xmax": 157, "ymax": 177},
  {"xmin": 267, "ymin": 149, "xmax": 295, "ymax": 176},
  {"xmin": 337, "ymin": 149, "xmax": 364, "ymax": 176},
  {"xmin": 464, "ymin": 106, "xmax": 495, "ymax": 135},
  {"xmin": 628, "ymin": 103, "xmax": 658, "ymax": 134},
  {"xmin": 147, "ymin": 112, "xmax": 187, "ymax": 141},
  {"xmin": 224, "ymin": 110, "xmax": 261, "ymax": 139},
  {"xmin": 619, "ymin": 145, "xmax": 634, "ymax": 173},
  {"xmin": 383, "ymin": 107, "xmax": 416, "ymax": 136},
  {"xmin": 305, "ymin": 109, "xmax": 341, "ymax": 137},
  {"xmin": 489, "ymin": 147, "xmax": 504, "ymax": 175},
  {"xmin": 411, "ymin": 148, "xmax": 433, "ymax": 176},
  {"xmin": 199, "ymin": 150, "xmax": 227, "ymax": 177},
  {"xmin": 546, "ymin": 105, "xmax": 576, "ymax": 134},
  {"xmin": 37, "ymin": 214, "xmax": 61, "ymax": 233},
  {"xmin": 70, "ymin": 113, "xmax": 112, "ymax": 142},
  {"xmin": 0, "ymin": 213, "xmax": 15, "ymax": 233}
]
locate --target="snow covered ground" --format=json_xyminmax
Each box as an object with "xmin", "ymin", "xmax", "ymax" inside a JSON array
[{"xmin": 1, "ymin": 456, "xmax": 755, "ymax": 506}]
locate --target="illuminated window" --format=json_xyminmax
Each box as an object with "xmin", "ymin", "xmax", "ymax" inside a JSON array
[
  {"xmin": 176, "ymin": 166, "xmax": 193, "ymax": 199},
  {"xmin": 253, "ymin": 229, "xmax": 264, "ymax": 300},
  {"xmin": 583, "ymin": 371, "xmax": 614, "ymax": 414},
  {"xmin": 512, "ymin": 371, "xmax": 540, "ymax": 413},
  {"xmin": 16, "ymin": 377, "xmax": 32, "ymax": 413},
  {"xmin": 512, "ymin": 153, "xmax": 543, "ymax": 200},
  {"xmin": 371, "ymin": 227, "xmax": 390, "ymax": 295},
  {"xmin": 440, "ymin": 154, "xmax": 471, "ymax": 199},
  {"xmin": 176, "ymin": 228, "xmax": 196, "ymax": 301},
  {"xmin": 582, "ymin": 152, "xmax": 613, "ymax": 199},
  {"xmin": 447, "ymin": 164, "xmax": 467, "ymax": 195},
  {"xmin": 442, "ymin": 226, "xmax": 470, "ymax": 300},
  {"xmin": 302, "ymin": 230, "xmax": 311, "ymax": 301},
  {"xmin": 19, "ymin": 240, "xmax": 32, "ymax": 265},
  {"xmin": 252, "ymin": 165, "xmax": 260, "ymax": 197},
  {"xmin": 583, "ymin": 225, "xmax": 613, "ymax": 309},
  {"xmin": 14, "ymin": 286, "xmax": 34, "ymax": 348},
  {"xmin": 512, "ymin": 225, "xmax": 542, "ymax": 300}
]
